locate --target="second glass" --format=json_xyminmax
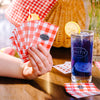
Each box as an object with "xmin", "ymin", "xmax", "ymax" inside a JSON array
[{"xmin": 71, "ymin": 30, "xmax": 94, "ymax": 83}]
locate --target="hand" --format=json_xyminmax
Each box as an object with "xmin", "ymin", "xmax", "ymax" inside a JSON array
[{"xmin": 22, "ymin": 44, "xmax": 53, "ymax": 80}]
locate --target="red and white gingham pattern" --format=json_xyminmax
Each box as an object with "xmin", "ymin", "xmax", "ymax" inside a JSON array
[
  {"xmin": 27, "ymin": 20, "xmax": 39, "ymax": 47},
  {"xmin": 10, "ymin": 22, "xmax": 33, "ymax": 62},
  {"xmin": 32, "ymin": 20, "xmax": 58, "ymax": 51},
  {"xmin": 10, "ymin": 26, "xmax": 29, "ymax": 62},
  {"xmin": 10, "ymin": 20, "xmax": 58, "ymax": 62},
  {"xmin": 10, "ymin": 29, "xmax": 17, "ymax": 47},
  {"xmin": 53, "ymin": 61, "xmax": 71, "ymax": 74},
  {"xmin": 64, "ymin": 83, "xmax": 100, "ymax": 98},
  {"xmin": 94, "ymin": 61, "xmax": 100, "ymax": 70},
  {"xmin": 5, "ymin": 0, "xmax": 57, "ymax": 26},
  {"xmin": 15, "ymin": 22, "xmax": 30, "ymax": 61}
]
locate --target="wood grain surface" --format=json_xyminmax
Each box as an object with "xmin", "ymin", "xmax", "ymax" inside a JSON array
[{"xmin": 0, "ymin": 47, "xmax": 100, "ymax": 100}]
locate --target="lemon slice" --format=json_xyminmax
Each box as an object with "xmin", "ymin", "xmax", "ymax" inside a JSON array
[
  {"xmin": 27, "ymin": 13, "xmax": 40, "ymax": 21},
  {"xmin": 65, "ymin": 21, "xmax": 81, "ymax": 37}
]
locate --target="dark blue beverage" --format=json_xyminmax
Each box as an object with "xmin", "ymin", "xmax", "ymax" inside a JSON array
[{"xmin": 71, "ymin": 31, "xmax": 94, "ymax": 83}]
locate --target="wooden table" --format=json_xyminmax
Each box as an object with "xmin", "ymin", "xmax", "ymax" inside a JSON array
[{"xmin": 0, "ymin": 47, "xmax": 100, "ymax": 100}]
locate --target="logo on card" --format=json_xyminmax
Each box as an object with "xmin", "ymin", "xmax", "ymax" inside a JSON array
[
  {"xmin": 73, "ymin": 47, "xmax": 88, "ymax": 58},
  {"xmin": 77, "ymin": 85, "xmax": 84, "ymax": 89},
  {"xmin": 40, "ymin": 34, "xmax": 49, "ymax": 41}
]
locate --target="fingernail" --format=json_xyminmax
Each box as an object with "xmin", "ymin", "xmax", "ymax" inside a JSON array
[
  {"xmin": 28, "ymin": 55, "xmax": 30, "ymax": 58},
  {"xmin": 28, "ymin": 48, "xmax": 31, "ymax": 52},
  {"xmin": 30, "ymin": 47, "xmax": 32, "ymax": 50},
  {"xmin": 31, "ymin": 47, "xmax": 35, "ymax": 50},
  {"xmin": 30, "ymin": 46, "xmax": 33, "ymax": 50},
  {"xmin": 39, "ymin": 44, "xmax": 42, "ymax": 47},
  {"xmin": 35, "ymin": 45, "xmax": 38, "ymax": 48}
]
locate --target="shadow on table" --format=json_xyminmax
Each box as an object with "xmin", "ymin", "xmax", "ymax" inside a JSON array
[
  {"xmin": 92, "ymin": 76, "xmax": 100, "ymax": 89},
  {"xmin": 0, "ymin": 77, "xmax": 73, "ymax": 100},
  {"xmin": 0, "ymin": 77, "xmax": 99, "ymax": 100},
  {"xmin": 50, "ymin": 47, "xmax": 71, "ymax": 59}
]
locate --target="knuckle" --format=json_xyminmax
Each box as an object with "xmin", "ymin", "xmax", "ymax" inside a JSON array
[
  {"xmin": 33, "ymin": 67, "xmax": 38, "ymax": 74},
  {"xmin": 40, "ymin": 68, "xmax": 47, "ymax": 74},
  {"xmin": 45, "ymin": 53, "xmax": 48, "ymax": 57},
  {"xmin": 47, "ymin": 53, "xmax": 51, "ymax": 58},
  {"xmin": 38, "ymin": 71, "xmax": 43, "ymax": 76},
  {"xmin": 30, "ymin": 51, "xmax": 35, "ymax": 57},
  {"xmin": 38, "ymin": 63, "xmax": 43, "ymax": 67},
  {"xmin": 41, "ymin": 72, "xmax": 45, "ymax": 75},
  {"xmin": 30, "ymin": 59, "xmax": 37, "ymax": 67},
  {"xmin": 35, "ymin": 71, "xmax": 41, "ymax": 76},
  {"xmin": 35, "ymin": 59, "xmax": 41, "ymax": 64},
  {"xmin": 44, "ymin": 51, "xmax": 49, "ymax": 57},
  {"xmin": 37, "ymin": 72, "xmax": 41, "ymax": 76},
  {"xmin": 42, "ymin": 55, "xmax": 46, "ymax": 61}
]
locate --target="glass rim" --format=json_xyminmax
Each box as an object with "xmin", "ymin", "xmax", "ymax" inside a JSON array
[{"xmin": 71, "ymin": 30, "xmax": 94, "ymax": 37}]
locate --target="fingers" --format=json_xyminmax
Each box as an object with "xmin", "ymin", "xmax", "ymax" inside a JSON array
[
  {"xmin": 37, "ymin": 44, "xmax": 53, "ymax": 66},
  {"xmin": 26, "ymin": 44, "xmax": 53, "ymax": 79},
  {"xmin": 28, "ymin": 49, "xmax": 45, "ymax": 72},
  {"xmin": 23, "ymin": 60, "xmax": 42, "ymax": 80},
  {"xmin": 30, "ymin": 47, "xmax": 51, "ymax": 70},
  {"xmin": 28, "ymin": 55, "xmax": 40, "ymax": 73}
]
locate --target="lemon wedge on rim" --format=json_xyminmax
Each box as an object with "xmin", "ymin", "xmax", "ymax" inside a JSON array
[
  {"xmin": 27, "ymin": 13, "xmax": 40, "ymax": 21},
  {"xmin": 65, "ymin": 21, "xmax": 81, "ymax": 37}
]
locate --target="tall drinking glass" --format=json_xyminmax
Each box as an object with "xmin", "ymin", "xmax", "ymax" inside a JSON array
[{"xmin": 71, "ymin": 30, "xmax": 94, "ymax": 83}]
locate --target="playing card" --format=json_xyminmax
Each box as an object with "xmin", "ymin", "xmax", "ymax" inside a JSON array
[
  {"xmin": 32, "ymin": 20, "xmax": 58, "ymax": 51},
  {"xmin": 10, "ymin": 20, "xmax": 58, "ymax": 62},
  {"xmin": 53, "ymin": 61, "xmax": 71, "ymax": 74},
  {"xmin": 64, "ymin": 83, "xmax": 100, "ymax": 98},
  {"xmin": 10, "ymin": 29, "xmax": 17, "ymax": 47},
  {"xmin": 14, "ymin": 22, "xmax": 31, "ymax": 61},
  {"xmin": 10, "ymin": 29, "xmax": 22, "ymax": 56},
  {"xmin": 5, "ymin": 0, "xmax": 57, "ymax": 26},
  {"xmin": 10, "ymin": 22, "xmax": 32, "ymax": 61},
  {"xmin": 27, "ymin": 20, "xmax": 40, "ymax": 47}
]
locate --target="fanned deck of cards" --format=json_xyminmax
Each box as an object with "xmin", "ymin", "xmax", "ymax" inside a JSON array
[
  {"xmin": 64, "ymin": 83, "xmax": 100, "ymax": 98},
  {"xmin": 5, "ymin": 0, "xmax": 57, "ymax": 26},
  {"xmin": 53, "ymin": 61, "xmax": 71, "ymax": 74},
  {"xmin": 10, "ymin": 20, "xmax": 58, "ymax": 62}
]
